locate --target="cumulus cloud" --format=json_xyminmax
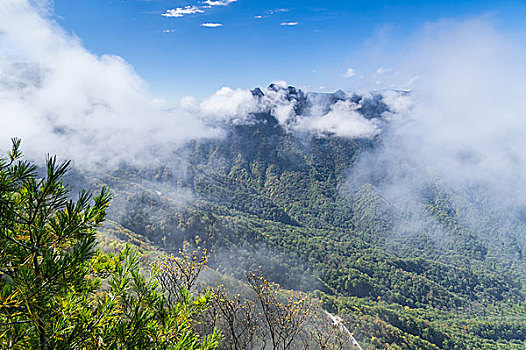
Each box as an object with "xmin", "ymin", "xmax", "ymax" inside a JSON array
[
  {"xmin": 343, "ymin": 67, "xmax": 355, "ymax": 78},
  {"xmin": 280, "ymin": 22, "xmax": 298, "ymax": 26},
  {"xmin": 0, "ymin": 0, "xmax": 218, "ymax": 168},
  {"xmin": 0, "ymin": 0, "xmax": 381, "ymax": 172},
  {"xmin": 162, "ymin": 6, "xmax": 204, "ymax": 18},
  {"xmin": 185, "ymin": 81, "xmax": 383, "ymax": 139},
  {"xmin": 199, "ymin": 87, "xmax": 257, "ymax": 121},
  {"xmin": 201, "ymin": 22, "xmax": 223, "ymax": 27},
  {"xmin": 296, "ymin": 100, "xmax": 378, "ymax": 138}
]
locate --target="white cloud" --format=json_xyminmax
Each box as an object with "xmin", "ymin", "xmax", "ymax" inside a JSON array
[
  {"xmin": 256, "ymin": 84, "xmax": 378, "ymax": 137},
  {"xmin": 190, "ymin": 81, "xmax": 380, "ymax": 139},
  {"xmin": 0, "ymin": 0, "xmax": 217, "ymax": 168},
  {"xmin": 255, "ymin": 8, "xmax": 289, "ymax": 19},
  {"xmin": 353, "ymin": 17, "xmax": 526, "ymax": 227},
  {"xmin": 343, "ymin": 67, "xmax": 355, "ymax": 78},
  {"xmin": 203, "ymin": 0, "xmax": 237, "ymax": 6},
  {"xmin": 180, "ymin": 96, "xmax": 197, "ymax": 110},
  {"xmin": 199, "ymin": 87, "xmax": 257, "ymax": 121},
  {"xmin": 0, "ymin": 1, "xmax": 384, "ymax": 173},
  {"xmin": 201, "ymin": 22, "xmax": 223, "ymax": 27},
  {"xmin": 270, "ymin": 80, "xmax": 288, "ymax": 88},
  {"xmin": 280, "ymin": 22, "xmax": 298, "ymax": 26},
  {"xmin": 296, "ymin": 100, "xmax": 378, "ymax": 138},
  {"xmin": 163, "ymin": 29, "xmax": 176, "ymax": 33},
  {"xmin": 162, "ymin": 6, "xmax": 204, "ymax": 18},
  {"xmin": 389, "ymin": 19, "xmax": 526, "ymax": 182},
  {"xmin": 162, "ymin": 1, "xmax": 236, "ymax": 19},
  {"xmin": 269, "ymin": 8, "xmax": 289, "ymax": 14}
]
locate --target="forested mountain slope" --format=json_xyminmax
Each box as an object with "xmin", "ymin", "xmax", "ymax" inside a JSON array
[{"xmin": 83, "ymin": 85, "xmax": 526, "ymax": 349}]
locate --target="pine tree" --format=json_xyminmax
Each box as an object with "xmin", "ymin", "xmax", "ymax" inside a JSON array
[{"xmin": 0, "ymin": 139, "xmax": 219, "ymax": 349}]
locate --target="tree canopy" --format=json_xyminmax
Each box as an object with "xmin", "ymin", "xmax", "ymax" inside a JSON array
[{"xmin": 0, "ymin": 138, "xmax": 219, "ymax": 349}]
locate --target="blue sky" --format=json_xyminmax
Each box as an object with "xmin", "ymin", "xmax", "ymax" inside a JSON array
[
  {"xmin": 47, "ymin": 0, "xmax": 526, "ymax": 102},
  {"xmin": 2, "ymin": 0, "xmax": 526, "ymax": 176}
]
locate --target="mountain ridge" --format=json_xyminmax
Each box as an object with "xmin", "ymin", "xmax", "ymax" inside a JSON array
[{"xmin": 76, "ymin": 84, "xmax": 526, "ymax": 349}]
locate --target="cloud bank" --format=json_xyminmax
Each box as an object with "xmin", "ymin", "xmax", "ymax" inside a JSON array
[
  {"xmin": 0, "ymin": 0, "xmax": 385, "ymax": 172},
  {"xmin": 383, "ymin": 18, "xmax": 526, "ymax": 205},
  {"xmin": 347, "ymin": 17, "xmax": 526, "ymax": 258},
  {"xmin": 184, "ymin": 81, "xmax": 385, "ymax": 139},
  {"xmin": 7, "ymin": 2, "xmax": 525, "ymax": 225},
  {"xmin": 0, "ymin": 0, "xmax": 218, "ymax": 168}
]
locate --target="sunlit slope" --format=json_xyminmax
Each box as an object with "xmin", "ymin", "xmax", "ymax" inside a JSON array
[{"xmin": 85, "ymin": 86, "xmax": 526, "ymax": 349}]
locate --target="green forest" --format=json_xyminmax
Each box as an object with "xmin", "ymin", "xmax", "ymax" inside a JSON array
[{"xmin": 3, "ymin": 92, "xmax": 526, "ymax": 349}]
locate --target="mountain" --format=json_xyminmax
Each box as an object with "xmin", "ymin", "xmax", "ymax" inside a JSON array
[{"xmin": 82, "ymin": 84, "xmax": 526, "ymax": 349}]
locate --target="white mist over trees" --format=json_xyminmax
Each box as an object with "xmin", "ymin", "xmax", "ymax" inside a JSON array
[
  {"xmin": 349, "ymin": 18, "xmax": 526, "ymax": 229},
  {"xmin": 1, "ymin": 2, "xmax": 526, "ymax": 227},
  {"xmin": 3, "ymin": 2, "xmax": 526, "ymax": 201},
  {"xmin": 3, "ymin": 2, "xmax": 526, "ymax": 348}
]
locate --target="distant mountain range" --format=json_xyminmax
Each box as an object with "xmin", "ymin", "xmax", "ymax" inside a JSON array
[{"xmin": 77, "ymin": 85, "xmax": 526, "ymax": 349}]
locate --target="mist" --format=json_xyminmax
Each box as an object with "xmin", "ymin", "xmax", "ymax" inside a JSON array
[
  {"xmin": 3, "ymin": 2, "xmax": 526, "ymax": 251},
  {"xmin": 348, "ymin": 17, "xmax": 526, "ymax": 261},
  {"xmin": 0, "ymin": 0, "xmax": 383, "ymax": 171},
  {"xmin": 0, "ymin": 0, "xmax": 220, "ymax": 168}
]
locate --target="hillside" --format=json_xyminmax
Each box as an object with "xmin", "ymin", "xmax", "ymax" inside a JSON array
[{"xmin": 83, "ymin": 85, "xmax": 526, "ymax": 349}]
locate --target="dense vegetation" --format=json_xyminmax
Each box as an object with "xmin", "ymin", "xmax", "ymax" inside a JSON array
[
  {"xmin": 89, "ymin": 87, "xmax": 526, "ymax": 349},
  {"xmin": 4, "ymin": 86, "xmax": 526, "ymax": 349},
  {"xmin": 0, "ymin": 138, "xmax": 358, "ymax": 349},
  {"xmin": 0, "ymin": 140, "xmax": 220, "ymax": 349}
]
